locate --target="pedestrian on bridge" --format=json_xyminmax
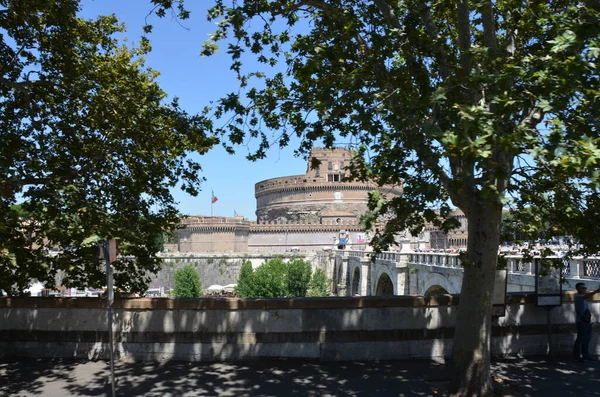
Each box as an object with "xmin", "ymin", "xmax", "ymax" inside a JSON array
[{"xmin": 574, "ymin": 282, "xmax": 600, "ymax": 363}]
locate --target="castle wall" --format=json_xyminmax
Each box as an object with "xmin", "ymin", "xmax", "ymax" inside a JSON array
[
  {"xmin": 178, "ymin": 217, "xmax": 250, "ymax": 253},
  {"xmin": 255, "ymin": 180, "xmax": 379, "ymax": 223},
  {"xmin": 149, "ymin": 253, "xmax": 315, "ymax": 289},
  {"xmin": 247, "ymin": 231, "xmax": 370, "ymax": 253},
  {"xmin": 254, "ymin": 148, "xmax": 402, "ymax": 224}
]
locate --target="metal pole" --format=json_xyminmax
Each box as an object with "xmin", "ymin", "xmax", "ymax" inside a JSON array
[
  {"xmin": 104, "ymin": 242, "xmax": 116, "ymax": 397},
  {"xmin": 546, "ymin": 307, "xmax": 553, "ymax": 357}
]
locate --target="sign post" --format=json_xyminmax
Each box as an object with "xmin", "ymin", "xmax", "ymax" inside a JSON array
[
  {"xmin": 492, "ymin": 269, "xmax": 508, "ymax": 318},
  {"xmin": 101, "ymin": 239, "xmax": 117, "ymax": 397}
]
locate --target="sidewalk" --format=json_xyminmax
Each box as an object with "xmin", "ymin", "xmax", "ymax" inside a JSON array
[{"xmin": 1, "ymin": 356, "xmax": 599, "ymax": 396}]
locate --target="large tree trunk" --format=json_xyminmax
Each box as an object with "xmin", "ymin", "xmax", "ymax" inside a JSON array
[{"xmin": 450, "ymin": 201, "xmax": 503, "ymax": 396}]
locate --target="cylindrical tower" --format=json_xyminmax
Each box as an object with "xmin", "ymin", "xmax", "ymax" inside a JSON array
[{"xmin": 255, "ymin": 148, "xmax": 402, "ymax": 224}]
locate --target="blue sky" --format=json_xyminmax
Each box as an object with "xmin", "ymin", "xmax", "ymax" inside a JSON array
[{"xmin": 80, "ymin": 0, "xmax": 306, "ymax": 220}]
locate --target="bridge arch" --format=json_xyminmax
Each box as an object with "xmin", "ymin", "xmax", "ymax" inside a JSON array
[
  {"xmin": 350, "ymin": 265, "xmax": 361, "ymax": 296},
  {"xmin": 375, "ymin": 272, "xmax": 395, "ymax": 296},
  {"xmin": 424, "ymin": 285, "xmax": 450, "ymax": 296},
  {"xmin": 420, "ymin": 272, "xmax": 459, "ymax": 295}
]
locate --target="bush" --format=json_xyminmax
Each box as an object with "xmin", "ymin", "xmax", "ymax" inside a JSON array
[
  {"xmin": 173, "ymin": 265, "xmax": 201, "ymax": 298},
  {"xmin": 307, "ymin": 268, "xmax": 330, "ymax": 297}
]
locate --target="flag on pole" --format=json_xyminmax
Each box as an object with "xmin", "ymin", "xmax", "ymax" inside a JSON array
[
  {"xmin": 234, "ymin": 209, "xmax": 238, "ymax": 217},
  {"xmin": 211, "ymin": 190, "xmax": 218, "ymax": 204}
]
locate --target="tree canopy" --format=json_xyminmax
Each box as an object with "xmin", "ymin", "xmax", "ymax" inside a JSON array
[
  {"xmin": 155, "ymin": 0, "xmax": 600, "ymax": 394},
  {"xmin": 0, "ymin": 0, "xmax": 216, "ymax": 295},
  {"xmin": 306, "ymin": 268, "xmax": 330, "ymax": 297},
  {"xmin": 236, "ymin": 258, "xmax": 325, "ymax": 298},
  {"xmin": 173, "ymin": 265, "xmax": 202, "ymax": 298}
]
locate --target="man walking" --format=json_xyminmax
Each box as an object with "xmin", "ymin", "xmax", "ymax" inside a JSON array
[{"xmin": 574, "ymin": 282, "xmax": 600, "ymax": 362}]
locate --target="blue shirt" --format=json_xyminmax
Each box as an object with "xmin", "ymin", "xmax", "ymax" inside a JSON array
[{"xmin": 575, "ymin": 293, "xmax": 590, "ymax": 323}]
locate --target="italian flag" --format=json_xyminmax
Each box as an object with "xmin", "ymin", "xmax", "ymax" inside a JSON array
[{"xmin": 211, "ymin": 190, "xmax": 218, "ymax": 204}]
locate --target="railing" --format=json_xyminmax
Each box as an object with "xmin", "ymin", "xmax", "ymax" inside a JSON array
[
  {"xmin": 338, "ymin": 250, "xmax": 600, "ymax": 279},
  {"xmin": 584, "ymin": 258, "xmax": 600, "ymax": 278},
  {"xmin": 347, "ymin": 250, "xmax": 368, "ymax": 258},
  {"xmin": 408, "ymin": 253, "xmax": 462, "ymax": 268}
]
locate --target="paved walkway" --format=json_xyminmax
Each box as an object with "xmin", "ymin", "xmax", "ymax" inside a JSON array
[{"xmin": 1, "ymin": 356, "xmax": 600, "ymax": 396}]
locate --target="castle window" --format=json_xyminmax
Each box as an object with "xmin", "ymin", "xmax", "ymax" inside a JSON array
[
  {"xmin": 328, "ymin": 161, "xmax": 333, "ymax": 171},
  {"xmin": 328, "ymin": 173, "xmax": 344, "ymax": 182},
  {"xmin": 315, "ymin": 166, "xmax": 320, "ymax": 177}
]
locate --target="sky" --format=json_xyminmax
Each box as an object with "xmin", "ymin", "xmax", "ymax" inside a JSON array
[{"xmin": 79, "ymin": 0, "xmax": 307, "ymax": 220}]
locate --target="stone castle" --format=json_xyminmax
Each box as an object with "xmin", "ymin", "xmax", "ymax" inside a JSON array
[{"xmin": 177, "ymin": 148, "xmax": 467, "ymax": 253}]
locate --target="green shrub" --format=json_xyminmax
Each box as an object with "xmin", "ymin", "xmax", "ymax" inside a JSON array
[{"xmin": 173, "ymin": 265, "xmax": 201, "ymax": 298}]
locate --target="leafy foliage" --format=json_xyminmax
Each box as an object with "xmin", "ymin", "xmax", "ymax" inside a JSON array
[
  {"xmin": 307, "ymin": 268, "xmax": 330, "ymax": 297},
  {"xmin": 154, "ymin": 0, "xmax": 600, "ymax": 393},
  {"xmin": 236, "ymin": 258, "xmax": 325, "ymax": 298},
  {"xmin": 173, "ymin": 265, "xmax": 201, "ymax": 298},
  {"xmin": 0, "ymin": 1, "xmax": 216, "ymax": 296},
  {"xmin": 286, "ymin": 258, "xmax": 312, "ymax": 297}
]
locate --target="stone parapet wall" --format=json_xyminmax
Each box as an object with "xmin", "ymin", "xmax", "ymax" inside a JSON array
[
  {"xmin": 254, "ymin": 175, "xmax": 377, "ymax": 196},
  {"xmin": 178, "ymin": 216, "xmax": 251, "ymax": 253},
  {"xmin": 1, "ymin": 294, "xmax": 597, "ymax": 361},
  {"xmin": 250, "ymin": 222, "xmax": 362, "ymax": 230}
]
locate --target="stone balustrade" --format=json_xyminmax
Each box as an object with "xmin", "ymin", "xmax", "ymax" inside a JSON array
[{"xmin": 344, "ymin": 250, "xmax": 600, "ymax": 281}]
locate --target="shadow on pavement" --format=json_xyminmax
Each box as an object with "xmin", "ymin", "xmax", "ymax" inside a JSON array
[
  {"xmin": 3, "ymin": 356, "xmax": 600, "ymax": 397},
  {"xmin": 2, "ymin": 358, "xmax": 449, "ymax": 397},
  {"xmin": 492, "ymin": 356, "xmax": 600, "ymax": 397}
]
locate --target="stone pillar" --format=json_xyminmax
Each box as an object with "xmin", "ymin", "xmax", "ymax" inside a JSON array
[
  {"xmin": 395, "ymin": 253, "xmax": 410, "ymax": 295},
  {"xmin": 568, "ymin": 258, "xmax": 580, "ymax": 278},
  {"xmin": 360, "ymin": 258, "xmax": 371, "ymax": 296},
  {"xmin": 324, "ymin": 252, "xmax": 336, "ymax": 281},
  {"xmin": 576, "ymin": 258, "xmax": 584, "ymax": 278},
  {"xmin": 336, "ymin": 251, "xmax": 350, "ymax": 296}
]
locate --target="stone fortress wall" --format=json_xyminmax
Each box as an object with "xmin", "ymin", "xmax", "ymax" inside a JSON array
[{"xmin": 178, "ymin": 216, "xmax": 250, "ymax": 253}]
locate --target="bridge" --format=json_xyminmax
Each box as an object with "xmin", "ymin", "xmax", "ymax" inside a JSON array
[{"xmin": 330, "ymin": 250, "xmax": 600, "ymax": 297}]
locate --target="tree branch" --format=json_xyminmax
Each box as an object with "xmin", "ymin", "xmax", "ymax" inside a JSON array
[
  {"xmin": 419, "ymin": 3, "xmax": 451, "ymax": 81},
  {"xmin": 456, "ymin": 0, "xmax": 472, "ymax": 75},
  {"xmin": 481, "ymin": 0, "xmax": 498, "ymax": 57}
]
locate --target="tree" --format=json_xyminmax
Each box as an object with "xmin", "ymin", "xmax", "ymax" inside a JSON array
[
  {"xmin": 162, "ymin": 0, "xmax": 599, "ymax": 394},
  {"xmin": 173, "ymin": 265, "xmax": 201, "ymax": 298},
  {"xmin": 0, "ymin": 0, "xmax": 216, "ymax": 296},
  {"xmin": 307, "ymin": 269, "xmax": 330, "ymax": 297},
  {"xmin": 235, "ymin": 260, "xmax": 255, "ymax": 298},
  {"xmin": 236, "ymin": 257, "xmax": 314, "ymax": 298},
  {"xmin": 286, "ymin": 258, "xmax": 312, "ymax": 297}
]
